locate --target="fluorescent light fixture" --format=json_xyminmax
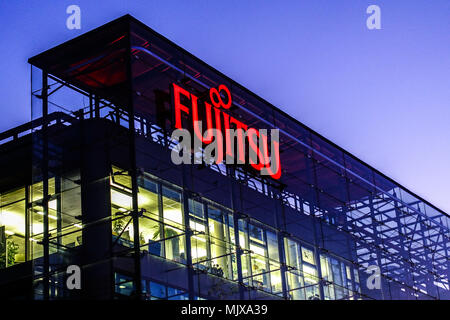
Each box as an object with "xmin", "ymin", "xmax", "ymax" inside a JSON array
[
  {"xmin": 192, "ymin": 235, "xmax": 206, "ymax": 243},
  {"xmin": 0, "ymin": 211, "xmax": 25, "ymax": 235},
  {"xmin": 303, "ymin": 265, "xmax": 317, "ymax": 277},
  {"xmin": 138, "ymin": 193, "xmax": 151, "ymax": 205},
  {"xmin": 250, "ymin": 244, "xmax": 266, "ymax": 257},
  {"xmin": 191, "ymin": 248, "xmax": 207, "ymax": 259},
  {"xmin": 164, "ymin": 209, "xmax": 183, "ymax": 225},
  {"xmin": 111, "ymin": 190, "xmax": 132, "ymax": 209},
  {"xmin": 111, "ymin": 190, "xmax": 152, "ymax": 209},
  {"xmin": 190, "ymin": 220, "xmax": 205, "ymax": 232},
  {"xmin": 36, "ymin": 211, "xmax": 58, "ymax": 220},
  {"xmin": 49, "ymin": 199, "xmax": 57, "ymax": 211}
]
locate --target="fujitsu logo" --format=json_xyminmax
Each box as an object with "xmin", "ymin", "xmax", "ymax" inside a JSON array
[{"xmin": 170, "ymin": 83, "xmax": 281, "ymax": 179}]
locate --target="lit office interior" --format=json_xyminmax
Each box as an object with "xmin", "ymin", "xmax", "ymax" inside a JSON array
[{"xmin": 109, "ymin": 166, "xmax": 361, "ymax": 300}]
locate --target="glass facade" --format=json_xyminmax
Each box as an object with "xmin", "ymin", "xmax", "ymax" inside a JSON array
[
  {"xmin": 105, "ymin": 162, "xmax": 446, "ymax": 300},
  {"xmin": 106, "ymin": 166, "xmax": 364, "ymax": 299},
  {"xmin": 0, "ymin": 175, "xmax": 82, "ymax": 272},
  {"xmin": 0, "ymin": 188, "xmax": 26, "ymax": 268},
  {"xmin": 0, "ymin": 15, "xmax": 446, "ymax": 300}
]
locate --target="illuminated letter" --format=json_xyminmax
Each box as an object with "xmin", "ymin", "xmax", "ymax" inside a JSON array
[
  {"xmin": 227, "ymin": 116, "xmax": 248, "ymax": 164},
  {"xmin": 192, "ymin": 96, "xmax": 214, "ymax": 143},
  {"xmin": 209, "ymin": 84, "xmax": 232, "ymax": 109},
  {"xmin": 193, "ymin": 121, "xmax": 203, "ymax": 164},
  {"xmin": 247, "ymin": 128, "xmax": 265, "ymax": 170},
  {"xmin": 223, "ymin": 112, "xmax": 232, "ymax": 157},
  {"xmin": 260, "ymin": 129, "xmax": 282, "ymax": 179},
  {"xmin": 172, "ymin": 83, "xmax": 191, "ymax": 129}
]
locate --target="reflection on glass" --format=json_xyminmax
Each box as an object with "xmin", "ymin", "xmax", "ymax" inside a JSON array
[
  {"xmin": 320, "ymin": 254, "xmax": 356, "ymax": 300},
  {"xmin": 189, "ymin": 199, "xmax": 208, "ymax": 270},
  {"xmin": 162, "ymin": 187, "xmax": 183, "ymax": 227},
  {"xmin": 246, "ymin": 223, "xmax": 281, "ymax": 294},
  {"xmin": 285, "ymin": 238, "xmax": 320, "ymax": 300},
  {"xmin": 138, "ymin": 179, "xmax": 160, "ymax": 254},
  {"xmin": 162, "ymin": 187, "xmax": 185, "ymax": 263},
  {"xmin": 208, "ymin": 206, "xmax": 235, "ymax": 280}
]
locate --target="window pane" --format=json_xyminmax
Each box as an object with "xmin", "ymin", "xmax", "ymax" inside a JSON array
[
  {"xmin": 0, "ymin": 190, "xmax": 26, "ymax": 268},
  {"xmin": 162, "ymin": 187, "xmax": 183, "ymax": 228},
  {"xmin": 208, "ymin": 208, "xmax": 230, "ymax": 273},
  {"xmin": 267, "ymin": 231, "xmax": 279, "ymax": 262},
  {"xmin": 150, "ymin": 281, "xmax": 166, "ymax": 299},
  {"xmin": 189, "ymin": 199, "xmax": 204, "ymax": 219},
  {"xmin": 301, "ymin": 247, "xmax": 315, "ymax": 265},
  {"xmin": 138, "ymin": 179, "xmax": 162, "ymax": 255},
  {"xmin": 164, "ymin": 226, "xmax": 185, "ymax": 263},
  {"xmin": 139, "ymin": 180, "xmax": 159, "ymax": 218},
  {"xmin": 190, "ymin": 218, "xmax": 208, "ymax": 267}
]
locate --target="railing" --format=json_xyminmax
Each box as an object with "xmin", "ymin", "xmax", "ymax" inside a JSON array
[{"xmin": 0, "ymin": 111, "xmax": 76, "ymax": 146}]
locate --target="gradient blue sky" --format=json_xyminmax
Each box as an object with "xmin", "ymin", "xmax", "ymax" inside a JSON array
[{"xmin": 0, "ymin": 1, "xmax": 449, "ymax": 213}]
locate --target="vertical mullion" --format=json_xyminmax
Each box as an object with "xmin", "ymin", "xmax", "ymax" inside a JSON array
[
  {"xmin": 125, "ymin": 27, "xmax": 142, "ymax": 299},
  {"xmin": 42, "ymin": 70, "xmax": 50, "ymax": 300}
]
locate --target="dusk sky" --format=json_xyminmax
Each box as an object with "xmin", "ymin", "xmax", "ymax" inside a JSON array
[{"xmin": 0, "ymin": 1, "xmax": 449, "ymax": 213}]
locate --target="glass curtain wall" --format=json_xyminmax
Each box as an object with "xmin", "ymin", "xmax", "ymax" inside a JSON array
[
  {"xmin": 111, "ymin": 167, "xmax": 294, "ymax": 299},
  {"xmin": 0, "ymin": 188, "xmax": 26, "ymax": 268},
  {"xmin": 0, "ymin": 176, "xmax": 82, "ymax": 268},
  {"xmin": 240, "ymin": 222, "xmax": 282, "ymax": 295},
  {"xmin": 284, "ymin": 238, "xmax": 320, "ymax": 300},
  {"xmin": 111, "ymin": 166, "xmax": 186, "ymax": 264}
]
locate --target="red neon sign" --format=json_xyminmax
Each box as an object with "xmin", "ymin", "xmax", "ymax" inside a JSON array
[{"xmin": 172, "ymin": 83, "xmax": 281, "ymax": 179}]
